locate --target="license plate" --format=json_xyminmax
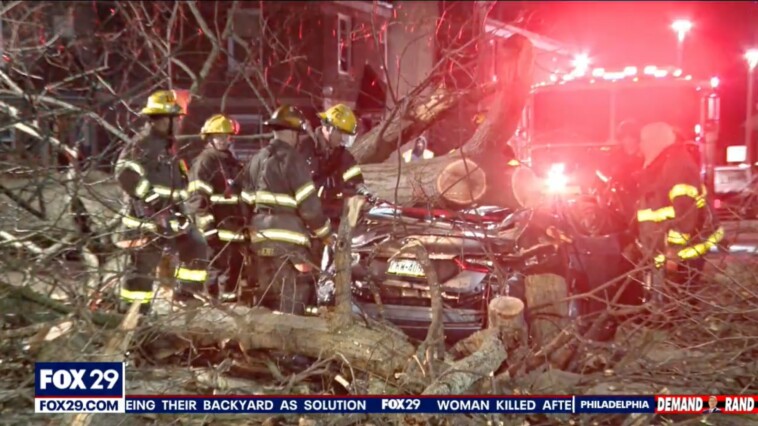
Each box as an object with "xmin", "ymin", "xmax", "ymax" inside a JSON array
[{"xmin": 387, "ymin": 259, "xmax": 426, "ymax": 277}]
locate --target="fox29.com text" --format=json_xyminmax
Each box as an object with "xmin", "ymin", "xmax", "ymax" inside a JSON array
[{"xmin": 35, "ymin": 362, "xmax": 757, "ymax": 416}]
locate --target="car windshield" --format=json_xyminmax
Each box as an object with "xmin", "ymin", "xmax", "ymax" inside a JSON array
[{"xmin": 531, "ymin": 84, "xmax": 701, "ymax": 144}]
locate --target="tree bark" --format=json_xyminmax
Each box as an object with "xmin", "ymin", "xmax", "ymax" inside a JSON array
[
  {"xmin": 350, "ymin": 84, "xmax": 489, "ymax": 165},
  {"xmin": 145, "ymin": 306, "xmax": 416, "ymax": 380},
  {"xmin": 332, "ymin": 196, "xmax": 366, "ymax": 329},
  {"xmin": 524, "ymin": 273, "xmax": 570, "ymax": 349},
  {"xmin": 361, "ymin": 34, "xmax": 538, "ymax": 209},
  {"xmin": 421, "ymin": 328, "xmax": 506, "ymax": 395}
]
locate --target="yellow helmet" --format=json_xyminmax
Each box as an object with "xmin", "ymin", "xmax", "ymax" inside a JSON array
[
  {"xmin": 141, "ymin": 90, "xmax": 185, "ymax": 116},
  {"xmin": 318, "ymin": 104, "xmax": 357, "ymax": 135},
  {"xmin": 201, "ymin": 114, "xmax": 239, "ymax": 135}
]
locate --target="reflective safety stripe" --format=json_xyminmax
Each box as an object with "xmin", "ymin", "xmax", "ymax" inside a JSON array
[
  {"xmin": 196, "ymin": 214, "xmax": 215, "ymax": 230},
  {"xmin": 313, "ymin": 220, "xmax": 331, "ymax": 238},
  {"xmin": 210, "ymin": 194, "xmax": 239, "ymax": 204},
  {"xmin": 218, "ymin": 229, "xmax": 247, "ymax": 242},
  {"xmin": 169, "ymin": 219, "xmax": 189, "ymax": 233},
  {"xmin": 115, "ymin": 160, "xmax": 145, "ymax": 176},
  {"xmin": 342, "ymin": 165, "xmax": 362, "ymax": 182},
  {"xmin": 655, "ymin": 226, "xmax": 726, "ymax": 268},
  {"xmin": 188, "ymin": 180, "xmax": 213, "ymax": 195},
  {"xmin": 241, "ymin": 190, "xmax": 256, "ymax": 204},
  {"xmin": 120, "ymin": 288, "xmax": 153, "ymax": 304},
  {"xmin": 135, "ymin": 179, "xmax": 151, "ymax": 198},
  {"xmin": 667, "ymin": 229, "xmax": 691, "ymax": 245},
  {"xmin": 637, "ymin": 206, "xmax": 675, "ymax": 222},
  {"xmin": 255, "ymin": 191, "xmax": 297, "ymax": 207},
  {"xmin": 175, "ymin": 267, "xmax": 208, "ymax": 282},
  {"xmin": 251, "ymin": 229, "xmax": 310, "ymax": 246},
  {"xmin": 668, "ymin": 184, "xmax": 700, "ymax": 202},
  {"xmin": 294, "ymin": 183, "xmax": 316, "ymax": 204},
  {"xmin": 204, "ymin": 229, "xmax": 218, "ymax": 237},
  {"xmin": 152, "ymin": 186, "xmax": 188, "ymax": 201},
  {"xmin": 677, "ymin": 226, "xmax": 725, "ymax": 260},
  {"xmin": 122, "ymin": 216, "xmax": 157, "ymax": 232}
]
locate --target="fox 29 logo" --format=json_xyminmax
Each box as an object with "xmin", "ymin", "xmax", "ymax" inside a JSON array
[{"xmin": 35, "ymin": 362, "xmax": 125, "ymax": 414}]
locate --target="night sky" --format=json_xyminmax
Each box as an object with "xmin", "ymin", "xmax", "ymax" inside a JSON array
[{"xmin": 513, "ymin": 1, "xmax": 758, "ymax": 147}]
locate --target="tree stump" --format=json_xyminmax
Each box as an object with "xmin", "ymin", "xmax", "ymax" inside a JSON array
[
  {"xmin": 524, "ymin": 273, "xmax": 570, "ymax": 348},
  {"xmin": 488, "ymin": 296, "xmax": 526, "ymax": 347}
]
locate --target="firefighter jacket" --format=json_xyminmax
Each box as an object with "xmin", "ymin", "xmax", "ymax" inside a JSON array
[
  {"xmin": 186, "ymin": 147, "xmax": 246, "ymax": 242},
  {"xmin": 298, "ymin": 130, "xmax": 364, "ymax": 217},
  {"xmin": 115, "ymin": 128, "xmax": 190, "ymax": 239},
  {"xmin": 636, "ymin": 143, "xmax": 724, "ymax": 268},
  {"xmin": 240, "ymin": 139, "xmax": 331, "ymax": 254}
]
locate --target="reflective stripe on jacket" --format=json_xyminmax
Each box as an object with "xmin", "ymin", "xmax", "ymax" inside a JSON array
[
  {"xmin": 240, "ymin": 139, "xmax": 331, "ymax": 251},
  {"xmin": 636, "ymin": 143, "xmax": 723, "ymax": 266},
  {"xmin": 114, "ymin": 129, "xmax": 188, "ymax": 238},
  {"xmin": 186, "ymin": 147, "xmax": 246, "ymax": 238}
]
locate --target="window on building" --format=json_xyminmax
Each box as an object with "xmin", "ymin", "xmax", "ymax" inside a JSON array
[
  {"xmin": 228, "ymin": 8, "xmax": 262, "ymax": 76},
  {"xmin": 337, "ymin": 14, "xmax": 352, "ymax": 75}
]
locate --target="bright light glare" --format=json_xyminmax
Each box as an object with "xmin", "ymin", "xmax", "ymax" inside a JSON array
[
  {"xmin": 591, "ymin": 68, "xmax": 605, "ymax": 77},
  {"xmin": 572, "ymin": 54, "xmax": 590, "ymax": 74},
  {"xmin": 710, "ymin": 76, "xmax": 719, "ymax": 88},
  {"xmin": 546, "ymin": 163, "xmax": 568, "ymax": 193},
  {"xmin": 745, "ymin": 49, "xmax": 758, "ymax": 70},
  {"xmin": 672, "ymin": 19, "xmax": 693, "ymax": 42},
  {"xmin": 623, "ymin": 66, "xmax": 638, "ymax": 76}
]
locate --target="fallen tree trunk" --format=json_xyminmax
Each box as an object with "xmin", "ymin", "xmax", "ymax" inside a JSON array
[
  {"xmin": 361, "ymin": 34, "xmax": 539, "ymax": 210},
  {"xmin": 350, "ymin": 84, "xmax": 488, "ymax": 165},
  {"xmin": 144, "ymin": 306, "xmax": 416, "ymax": 380}
]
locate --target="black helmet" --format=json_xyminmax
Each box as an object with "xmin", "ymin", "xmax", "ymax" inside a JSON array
[
  {"xmin": 617, "ymin": 119, "xmax": 641, "ymax": 140},
  {"xmin": 264, "ymin": 105, "xmax": 307, "ymax": 131}
]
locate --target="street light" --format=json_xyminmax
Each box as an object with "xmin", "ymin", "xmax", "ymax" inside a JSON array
[
  {"xmin": 671, "ymin": 19, "xmax": 693, "ymax": 68},
  {"xmin": 744, "ymin": 48, "xmax": 758, "ymax": 174}
]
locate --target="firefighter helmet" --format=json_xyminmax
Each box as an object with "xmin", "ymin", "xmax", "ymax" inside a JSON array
[
  {"xmin": 264, "ymin": 105, "xmax": 307, "ymax": 131},
  {"xmin": 318, "ymin": 104, "xmax": 358, "ymax": 135},
  {"xmin": 141, "ymin": 90, "xmax": 185, "ymax": 116},
  {"xmin": 201, "ymin": 114, "xmax": 239, "ymax": 135}
]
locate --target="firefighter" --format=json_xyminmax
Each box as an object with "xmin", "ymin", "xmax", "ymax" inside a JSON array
[
  {"xmin": 114, "ymin": 89, "xmax": 211, "ymax": 313},
  {"xmin": 186, "ymin": 114, "xmax": 246, "ymax": 302},
  {"xmin": 635, "ymin": 122, "xmax": 724, "ymax": 302},
  {"xmin": 298, "ymin": 104, "xmax": 375, "ymax": 221},
  {"xmin": 240, "ymin": 105, "xmax": 332, "ymax": 315}
]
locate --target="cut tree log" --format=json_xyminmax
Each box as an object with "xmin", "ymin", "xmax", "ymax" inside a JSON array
[
  {"xmin": 421, "ymin": 328, "xmax": 506, "ymax": 395},
  {"xmin": 360, "ymin": 34, "xmax": 539, "ymax": 209},
  {"xmin": 450, "ymin": 296, "xmax": 526, "ymax": 360},
  {"xmin": 488, "ymin": 296, "xmax": 527, "ymax": 347},
  {"xmin": 144, "ymin": 306, "xmax": 416, "ymax": 380},
  {"xmin": 524, "ymin": 273, "xmax": 570, "ymax": 349}
]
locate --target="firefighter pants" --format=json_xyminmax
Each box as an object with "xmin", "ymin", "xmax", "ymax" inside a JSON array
[
  {"xmin": 119, "ymin": 226, "xmax": 210, "ymax": 312},
  {"xmin": 207, "ymin": 238, "xmax": 245, "ymax": 296},
  {"xmin": 256, "ymin": 254, "xmax": 313, "ymax": 315}
]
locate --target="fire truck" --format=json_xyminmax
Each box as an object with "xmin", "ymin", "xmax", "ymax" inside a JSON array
[{"xmin": 512, "ymin": 65, "xmax": 733, "ymax": 214}]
